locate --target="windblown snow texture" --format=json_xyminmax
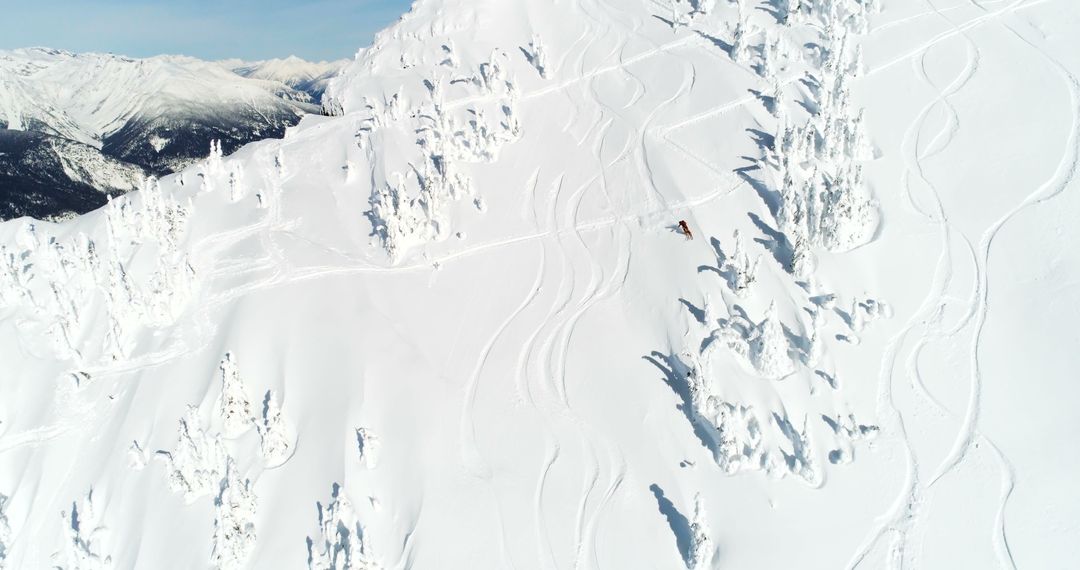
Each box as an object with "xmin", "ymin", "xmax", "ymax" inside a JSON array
[{"xmin": 1, "ymin": 0, "xmax": 1079, "ymax": 568}]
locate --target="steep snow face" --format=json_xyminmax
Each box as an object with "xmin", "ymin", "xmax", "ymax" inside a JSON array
[
  {"xmin": 2, "ymin": 0, "xmax": 1080, "ymax": 568},
  {"xmin": 226, "ymin": 56, "xmax": 348, "ymax": 102}
]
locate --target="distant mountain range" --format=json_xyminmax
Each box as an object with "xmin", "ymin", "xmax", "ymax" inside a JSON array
[
  {"xmin": 0, "ymin": 48, "xmax": 347, "ymax": 220},
  {"xmin": 222, "ymin": 55, "xmax": 345, "ymax": 102}
]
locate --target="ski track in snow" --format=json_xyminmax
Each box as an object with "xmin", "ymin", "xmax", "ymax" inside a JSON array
[
  {"xmin": 927, "ymin": 6, "xmax": 1080, "ymax": 569},
  {"xmin": 534, "ymin": 441, "xmax": 561, "ymax": 570},
  {"xmin": 848, "ymin": 6, "xmax": 984, "ymax": 565},
  {"xmin": 851, "ymin": 0, "xmax": 1079, "ymax": 567},
  {"xmin": 458, "ymin": 240, "xmax": 546, "ymax": 479}
]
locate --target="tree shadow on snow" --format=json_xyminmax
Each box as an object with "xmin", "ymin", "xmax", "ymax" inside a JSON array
[
  {"xmin": 748, "ymin": 212, "xmax": 793, "ymax": 271},
  {"xmin": 694, "ymin": 30, "xmax": 734, "ymax": 54},
  {"xmin": 649, "ymin": 483, "xmax": 694, "ymax": 565},
  {"xmin": 643, "ymin": 352, "xmax": 721, "ymax": 458},
  {"xmin": 679, "ymin": 297, "xmax": 708, "ymax": 325}
]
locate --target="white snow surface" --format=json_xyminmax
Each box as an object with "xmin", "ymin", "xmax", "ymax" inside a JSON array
[
  {"xmin": 0, "ymin": 48, "xmax": 318, "ymax": 147},
  {"xmin": 2, "ymin": 0, "xmax": 1080, "ymax": 568}
]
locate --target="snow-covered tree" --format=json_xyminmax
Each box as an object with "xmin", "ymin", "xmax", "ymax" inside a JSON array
[
  {"xmin": 526, "ymin": 35, "xmax": 549, "ymax": 78},
  {"xmin": 0, "ymin": 493, "xmax": 11, "ymax": 569},
  {"xmin": 686, "ymin": 495, "xmax": 714, "ymax": 570},
  {"xmin": 721, "ymin": 230, "xmax": 760, "ymax": 296},
  {"xmin": 157, "ymin": 406, "xmax": 228, "ymax": 502},
  {"xmin": 127, "ymin": 441, "xmax": 148, "ymax": 471},
  {"xmin": 55, "ymin": 490, "xmax": 112, "ymax": 570},
  {"xmin": 355, "ymin": 428, "xmax": 381, "ymax": 469},
  {"xmin": 729, "ymin": 17, "xmax": 753, "ymax": 64},
  {"xmin": 227, "ymin": 166, "xmax": 246, "ymax": 203},
  {"xmin": 212, "ymin": 459, "xmax": 257, "ymax": 570},
  {"xmin": 777, "ymin": 175, "xmax": 814, "ymax": 277},
  {"xmin": 308, "ymin": 485, "xmax": 381, "ymax": 570},
  {"xmin": 690, "ymin": 0, "xmax": 716, "ymax": 16},
  {"xmin": 218, "ymin": 353, "xmax": 255, "ymax": 438},
  {"xmin": 257, "ymin": 391, "xmax": 293, "ymax": 468},
  {"xmin": 747, "ymin": 303, "xmax": 796, "ymax": 379}
]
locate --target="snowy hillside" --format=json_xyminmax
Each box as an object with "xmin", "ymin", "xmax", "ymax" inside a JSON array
[
  {"xmin": 1, "ymin": 0, "xmax": 1079, "ymax": 568},
  {"xmin": 225, "ymin": 56, "xmax": 348, "ymax": 102}
]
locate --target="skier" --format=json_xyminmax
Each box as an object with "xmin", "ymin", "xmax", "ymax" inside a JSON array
[{"xmin": 678, "ymin": 220, "xmax": 694, "ymax": 240}]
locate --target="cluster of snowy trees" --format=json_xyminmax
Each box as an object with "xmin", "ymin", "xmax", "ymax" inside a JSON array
[
  {"xmin": 158, "ymin": 405, "xmax": 229, "ymax": 502},
  {"xmin": 673, "ymin": 336, "xmax": 823, "ymax": 484},
  {"xmin": 216, "ymin": 352, "xmax": 294, "ymax": 467},
  {"xmin": 308, "ymin": 484, "xmax": 381, "ymax": 570},
  {"xmin": 52, "ymin": 491, "xmax": 112, "ymax": 570},
  {"xmin": 715, "ymin": 302, "xmax": 797, "ymax": 380},
  {"xmin": 682, "ymin": 0, "xmax": 880, "ymax": 276},
  {"xmin": 766, "ymin": 3, "xmax": 881, "ymax": 275},
  {"xmin": 363, "ymin": 44, "xmax": 527, "ymax": 261},
  {"xmin": 684, "ymin": 353, "xmax": 768, "ymax": 473},
  {"xmin": 153, "ymin": 352, "xmax": 296, "ymax": 568},
  {"xmin": 212, "ymin": 460, "xmax": 258, "ymax": 570},
  {"xmin": 664, "ymin": 5, "xmax": 885, "ymax": 489},
  {"xmin": 0, "ymin": 174, "xmax": 196, "ymax": 365},
  {"xmin": 0, "ymin": 137, "xmax": 292, "ymax": 366}
]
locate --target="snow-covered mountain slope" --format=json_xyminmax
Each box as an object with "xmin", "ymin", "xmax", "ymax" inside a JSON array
[
  {"xmin": 225, "ymin": 56, "xmax": 348, "ymax": 102},
  {"xmin": 1, "ymin": 0, "xmax": 1079, "ymax": 568},
  {"xmin": 0, "ymin": 129, "xmax": 143, "ymax": 220},
  {"xmin": 0, "ymin": 48, "xmax": 320, "ymax": 173}
]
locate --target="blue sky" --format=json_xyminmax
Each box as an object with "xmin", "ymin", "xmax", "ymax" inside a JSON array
[{"xmin": 1, "ymin": 0, "xmax": 414, "ymax": 61}]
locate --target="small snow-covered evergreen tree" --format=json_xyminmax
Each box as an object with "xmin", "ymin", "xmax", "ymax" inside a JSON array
[
  {"xmin": 355, "ymin": 428, "xmax": 381, "ymax": 469},
  {"xmin": 257, "ymin": 391, "xmax": 293, "ymax": 468},
  {"xmin": 686, "ymin": 495, "xmax": 714, "ymax": 570},
  {"xmin": 526, "ymin": 35, "xmax": 549, "ymax": 78},
  {"xmin": 212, "ymin": 459, "xmax": 257, "ymax": 570},
  {"xmin": 227, "ymin": 166, "xmax": 246, "ymax": 203},
  {"xmin": 690, "ymin": 0, "xmax": 716, "ymax": 16},
  {"xmin": 0, "ymin": 493, "xmax": 11, "ymax": 569},
  {"xmin": 721, "ymin": 230, "xmax": 760, "ymax": 296},
  {"xmin": 218, "ymin": 352, "xmax": 255, "ymax": 438},
  {"xmin": 748, "ymin": 303, "xmax": 796, "ymax": 379},
  {"xmin": 730, "ymin": 16, "xmax": 752, "ymax": 64}
]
